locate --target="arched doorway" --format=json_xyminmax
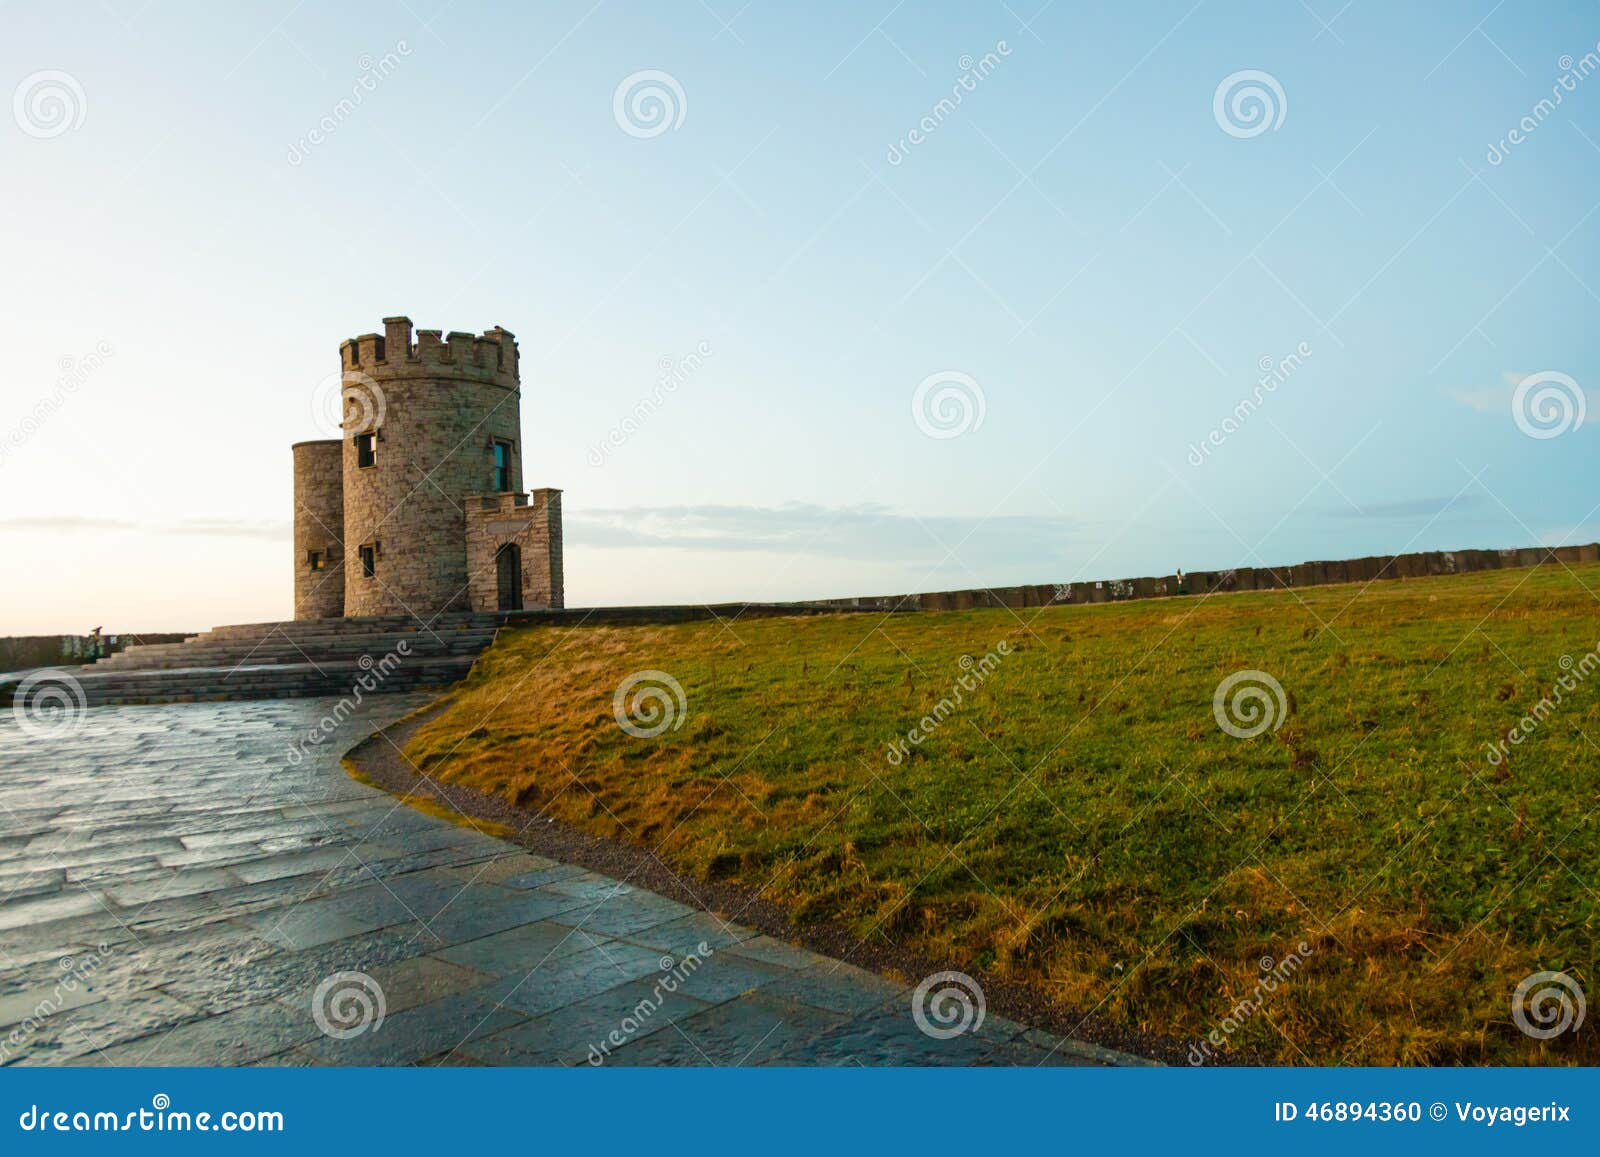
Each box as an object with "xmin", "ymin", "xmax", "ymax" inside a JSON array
[{"xmin": 495, "ymin": 543, "xmax": 523, "ymax": 611}]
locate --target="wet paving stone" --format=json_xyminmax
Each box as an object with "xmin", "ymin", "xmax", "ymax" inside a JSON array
[
  {"xmin": 666, "ymin": 952, "xmax": 790, "ymax": 1005},
  {"xmin": 613, "ymin": 911, "xmax": 762, "ymax": 960},
  {"xmin": 7, "ymin": 989, "xmax": 203, "ymax": 1066},
  {"xmin": 758, "ymin": 960, "xmax": 909, "ymax": 1017},
  {"xmin": 498, "ymin": 864, "xmax": 590, "ymax": 890},
  {"xmin": 82, "ymin": 1000, "xmax": 322, "ymax": 1067},
  {"xmin": 0, "ymin": 697, "xmax": 1135, "ymax": 1067},
  {"xmin": 552, "ymin": 889, "xmax": 696, "ymax": 937},
  {"xmin": 976, "ymin": 1036, "xmax": 1104, "ymax": 1067},
  {"xmin": 359, "ymin": 956, "xmax": 493, "ymax": 1016},
  {"xmin": 443, "ymin": 853, "xmax": 560, "ymax": 885},
  {"xmin": 605, "ymin": 993, "xmax": 846, "ymax": 1066},
  {"xmin": 464, "ymin": 941, "xmax": 670, "ymax": 1019},
  {"xmin": 158, "ymin": 925, "xmax": 435, "ymax": 1016},
  {"xmin": 406, "ymin": 888, "xmax": 593, "ymax": 945},
  {"xmin": 0, "ymin": 891, "xmax": 111, "ymax": 933},
  {"xmin": 299, "ymin": 992, "xmax": 526, "ymax": 1066},
  {"xmin": 0, "ymin": 970, "xmax": 111, "ymax": 1026},
  {"xmin": 465, "ymin": 974, "xmax": 714, "ymax": 1066},
  {"xmin": 769, "ymin": 1005, "xmax": 1022, "ymax": 1067},
  {"xmin": 432, "ymin": 919, "xmax": 614, "ymax": 976},
  {"xmin": 722, "ymin": 934, "xmax": 831, "ymax": 971}
]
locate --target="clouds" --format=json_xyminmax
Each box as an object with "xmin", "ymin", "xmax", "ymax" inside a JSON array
[
  {"xmin": 566, "ymin": 502, "xmax": 1078, "ymax": 565},
  {"xmin": 0, "ymin": 516, "xmax": 289, "ymax": 540},
  {"xmin": 0, "ymin": 504, "xmax": 1077, "ymax": 569},
  {"xmin": 1447, "ymin": 371, "xmax": 1596, "ymax": 423},
  {"xmin": 1322, "ymin": 495, "xmax": 1486, "ymax": 519}
]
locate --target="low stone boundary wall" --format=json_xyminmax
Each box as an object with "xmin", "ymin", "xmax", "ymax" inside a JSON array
[
  {"xmin": 126, "ymin": 540, "xmax": 1591, "ymax": 652},
  {"xmin": 497, "ymin": 602, "xmax": 899, "ymax": 627},
  {"xmin": 796, "ymin": 541, "xmax": 1600, "ymax": 614},
  {"xmin": 0, "ymin": 633, "xmax": 191, "ymax": 675}
]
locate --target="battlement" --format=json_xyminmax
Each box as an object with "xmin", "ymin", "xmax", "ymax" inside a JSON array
[
  {"xmin": 464, "ymin": 488, "xmax": 563, "ymax": 516},
  {"xmin": 467, "ymin": 491, "xmax": 533, "ymax": 514},
  {"xmin": 338, "ymin": 316, "xmax": 519, "ymax": 388}
]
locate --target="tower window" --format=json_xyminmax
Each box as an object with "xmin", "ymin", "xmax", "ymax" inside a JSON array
[
  {"xmin": 307, "ymin": 550, "xmax": 325, "ymax": 571},
  {"xmin": 355, "ymin": 432, "xmax": 376, "ymax": 468},
  {"xmin": 359, "ymin": 544, "xmax": 376, "ymax": 578},
  {"xmin": 492, "ymin": 440, "xmax": 513, "ymax": 492}
]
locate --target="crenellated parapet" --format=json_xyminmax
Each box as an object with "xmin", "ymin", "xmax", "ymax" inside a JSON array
[{"xmin": 337, "ymin": 316, "xmax": 519, "ymax": 391}]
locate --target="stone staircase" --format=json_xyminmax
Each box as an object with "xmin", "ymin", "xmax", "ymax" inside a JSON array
[{"xmin": 3, "ymin": 613, "xmax": 502, "ymax": 708}]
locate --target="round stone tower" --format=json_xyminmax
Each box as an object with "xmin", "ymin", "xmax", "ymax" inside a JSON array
[
  {"xmin": 291, "ymin": 440, "xmax": 345, "ymax": 619},
  {"xmin": 338, "ymin": 317, "xmax": 523, "ymax": 618}
]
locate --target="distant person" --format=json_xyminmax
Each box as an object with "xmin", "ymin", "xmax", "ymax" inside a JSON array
[{"xmin": 1176, "ymin": 569, "xmax": 1187, "ymax": 595}]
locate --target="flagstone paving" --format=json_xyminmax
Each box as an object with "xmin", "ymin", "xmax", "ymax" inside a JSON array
[{"xmin": 0, "ymin": 698, "xmax": 1139, "ymax": 1067}]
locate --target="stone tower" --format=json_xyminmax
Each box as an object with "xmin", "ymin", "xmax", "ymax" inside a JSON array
[
  {"xmin": 292, "ymin": 439, "xmax": 345, "ymax": 619},
  {"xmin": 291, "ymin": 316, "xmax": 563, "ymax": 621}
]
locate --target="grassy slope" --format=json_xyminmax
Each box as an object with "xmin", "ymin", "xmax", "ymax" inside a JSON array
[{"xmin": 406, "ymin": 564, "xmax": 1600, "ymax": 1064}]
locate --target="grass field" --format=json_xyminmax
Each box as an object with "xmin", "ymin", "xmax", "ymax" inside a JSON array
[{"xmin": 405, "ymin": 564, "xmax": 1600, "ymax": 1065}]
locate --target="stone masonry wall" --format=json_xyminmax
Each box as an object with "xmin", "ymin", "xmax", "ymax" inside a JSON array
[
  {"xmin": 339, "ymin": 317, "xmax": 524, "ymax": 618},
  {"xmin": 802, "ymin": 542, "xmax": 1600, "ymax": 614},
  {"xmin": 291, "ymin": 440, "xmax": 344, "ymax": 619},
  {"xmin": 464, "ymin": 488, "xmax": 564, "ymax": 611}
]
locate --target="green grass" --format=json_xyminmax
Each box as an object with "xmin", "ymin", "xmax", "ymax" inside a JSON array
[{"xmin": 405, "ymin": 564, "xmax": 1600, "ymax": 1064}]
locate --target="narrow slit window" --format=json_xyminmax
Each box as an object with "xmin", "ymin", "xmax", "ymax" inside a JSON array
[
  {"xmin": 307, "ymin": 550, "xmax": 324, "ymax": 572},
  {"xmin": 355, "ymin": 432, "xmax": 376, "ymax": 468},
  {"xmin": 492, "ymin": 440, "xmax": 512, "ymax": 491},
  {"xmin": 359, "ymin": 544, "xmax": 376, "ymax": 578}
]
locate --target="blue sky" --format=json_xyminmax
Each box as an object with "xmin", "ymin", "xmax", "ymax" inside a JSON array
[{"xmin": 1, "ymin": 1, "xmax": 1597, "ymax": 632}]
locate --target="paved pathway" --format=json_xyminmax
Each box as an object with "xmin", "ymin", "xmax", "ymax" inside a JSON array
[{"xmin": 0, "ymin": 699, "xmax": 1128, "ymax": 1066}]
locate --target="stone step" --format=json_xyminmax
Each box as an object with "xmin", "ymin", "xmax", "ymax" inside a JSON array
[
  {"xmin": 3, "ymin": 608, "xmax": 504, "ymax": 706},
  {"xmin": 91, "ymin": 631, "xmax": 498, "ymax": 671},
  {"xmin": 5, "ymin": 657, "xmax": 478, "ymax": 707},
  {"xmin": 198, "ymin": 613, "xmax": 500, "ymax": 641}
]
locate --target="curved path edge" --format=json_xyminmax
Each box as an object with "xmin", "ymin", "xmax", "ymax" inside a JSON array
[{"xmin": 350, "ymin": 695, "xmax": 1168, "ymax": 1067}]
